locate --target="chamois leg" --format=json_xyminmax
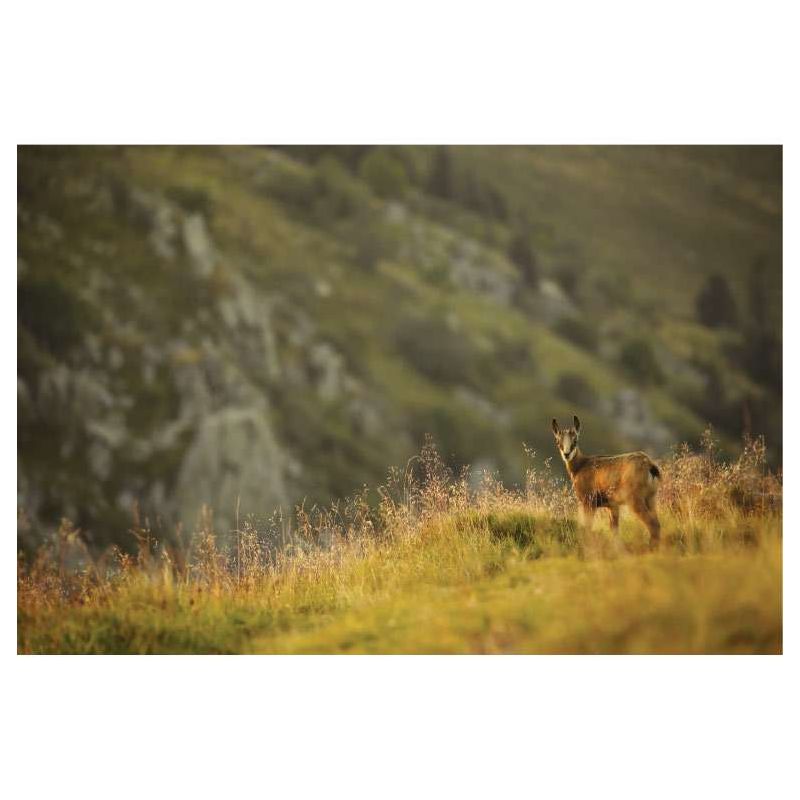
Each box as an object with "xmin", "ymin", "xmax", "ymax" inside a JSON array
[
  {"xmin": 645, "ymin": 494, "xmax": 661, "ymax": 547},
  {"xmin": 631, "ymin": 498, "xmax": 660, "ymax": 549},
  {"xmin": 578, "ymin": 503, "xmax": 596, "ymax": 531},
  {"xmin": 577, "ymin": 503, "xmax": 597, "ymax": 556},
  {"xmin": 606, "ymin": 504, "xmax": 629, "ymax": 555}
]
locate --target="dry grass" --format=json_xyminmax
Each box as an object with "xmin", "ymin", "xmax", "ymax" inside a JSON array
[{"xmin": 18, "ymin": 432, "xmax": 782, "ymax": 654}]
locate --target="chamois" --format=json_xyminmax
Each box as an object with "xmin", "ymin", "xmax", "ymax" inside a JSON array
[{"xmin": 552, "ymin": 415, "xmax": 661, "ymax": 546}]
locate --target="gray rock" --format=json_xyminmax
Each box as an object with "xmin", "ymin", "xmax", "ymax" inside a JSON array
[
  {"xmin": 604, "ymin": 388, "xmax": 673, "ymax": 452},
  {"xmin": 85, "ymin": 417, "xmax": 128, "ymax": 449},
  {"xmin": 454, "ymin": 386, "xmax": 511, "ymax": 429},
  {"xmin": 308, "ymin": 342, "xmax": 345, "ymax": 402},
  {"xmin": 36, "ymin": 214, "xmax": 64, "ymax": 243},
  {"xmin": 385, "ymin": 202, "xmax": 407, "ymax": 224},
  {"xmin": 314, "ymin": 278, "xmax": 333, "ymax": 298},
  {"xmin": 108, "ymin": 347, "xmax": 124, "ymax": 370},
  {"xmin": 176, "ymin": 405, "xmax": 289, "ymax": 532},
  {"xmin": 127, "ymin": 187, "xmax": 178, "ymax": 260},
  {"xmin": 217, "ymin": 276, "xmax": 281, "ymax": 381},
  {"xmin": 38, "ymin": 366, "xmax": 115, "ymax": 418},
  {"xmin": 347, "ymin": 395, "xmax": 383, "ymax": 437},
  {"xmin": 182, "ymin": 213, "xmax": 216, "ymax": 278},
  {"xmin": 88, "ymin": 441, "xmax": 112, "ymax": 481},
  {"xmin": 532, "ymin": 279, "xmax": 576, "ymax": 325},
  {"xmin": 285, "ymin": 307, "xmax": 315, "ymax": 348},
  {"xmin": 449, "ymin": 240, "xmax": 516, "ymax": 306}
]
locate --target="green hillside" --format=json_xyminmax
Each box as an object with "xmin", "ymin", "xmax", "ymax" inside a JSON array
[{"xmin": 17, "ymin": 145, "xmax": 782, "ymax": 550}]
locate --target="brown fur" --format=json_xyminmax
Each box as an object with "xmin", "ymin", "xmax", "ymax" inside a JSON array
[{"xmin": 552, "ymin": 416, "xmax": 661, "ymax": 546}]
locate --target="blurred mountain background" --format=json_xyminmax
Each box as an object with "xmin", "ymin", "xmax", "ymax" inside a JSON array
[{"xmin": 17, "ymin": 145, "xmax": 782, "ymax": 550}]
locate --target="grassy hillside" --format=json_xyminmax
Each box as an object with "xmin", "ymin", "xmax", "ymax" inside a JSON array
[
  {"xmin": 460, "ymin": 146, "xmax": 782, "ymax": 315},
  {"xmin": 17, "ymin": 146, "xmax": 782, "ymax": 552},
  {"xmin": 18, "ymin": 439, "xmax": 781, "ymax": 654}
]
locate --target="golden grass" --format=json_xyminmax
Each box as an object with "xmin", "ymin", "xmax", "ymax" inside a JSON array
[{"xmin": 18, "ymin": 434, "xmax": 781, "ymax": 654}]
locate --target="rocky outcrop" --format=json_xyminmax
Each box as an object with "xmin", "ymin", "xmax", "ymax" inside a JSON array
[
  {"xmin": 17, "ymin": 175, "xmax": 298, "ymax": 544},
  {"xmin": 182, "ymin": 213, "xmax": 216, "ymax": 278},
  {"xmin": 176, "ymin": 404, "xmax": 288, "ymax": 533},
  {"xmin": 453, "ymin": 386, "xmax": 511, "ymax": 428},
  {"xmin": 604, "ymin": 389, "xmax": 673, "ymax": 452},
  {"xmin": 398, "ymin": 216, "xmax": 519, "ymax": 306},
  {"xmin": 218, "ymin": 275, "xmax": 281, "ymax": 383},
  {"xmin": 127, "ymin": 187, "xmax": 179, "ymax": 261},
  {"xmin": 532, "ymin": 279, "xmax": 576, "ymax": 325},
  {"xmin": 448, "ymin": 238, "xmax": 517, "ymax": 306}
]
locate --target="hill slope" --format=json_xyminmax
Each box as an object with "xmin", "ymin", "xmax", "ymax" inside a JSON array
[{"xmin": 17, "ymin": 145, "xmax": 782, "ymax": 549}]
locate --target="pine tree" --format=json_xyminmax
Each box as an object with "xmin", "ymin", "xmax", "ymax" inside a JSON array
[{"xmin": 695, "ymin": 274, "xmax": 738, "ymax": 329}]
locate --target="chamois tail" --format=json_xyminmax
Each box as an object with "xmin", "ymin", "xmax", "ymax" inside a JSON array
[{"xmin": 649, "ymin": 463, "xmax": 661, "ymax": 480}]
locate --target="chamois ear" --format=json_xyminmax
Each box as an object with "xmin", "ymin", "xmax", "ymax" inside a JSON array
[
  {"xmin": 573, "ymin": 415, "xmax": 581, "ymax": 433},
  {"xmin": 551, "ymin": 418, "xmax": 560, "ymax": 436}
]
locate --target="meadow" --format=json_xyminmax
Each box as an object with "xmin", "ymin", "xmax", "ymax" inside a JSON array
[{"xmin": 17, "ymin": 433, "xmax": 781, "ymax": 654}]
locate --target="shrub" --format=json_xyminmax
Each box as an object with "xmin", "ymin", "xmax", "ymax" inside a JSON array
[
  {"xmin": 273, "ymin": 145, "xmax": 371, "ymax": 171},
  {"xmin": 392, "ymin": 317, "xmax": 475, "ymax": 386},
  {"xmin": 459, "ymin": 171, "xmax": 508, "ymax": 220},
  {"xmin": 347, "ymin": 210, "xmax": 401, "ymax": 270},
  {"xmin": 492, "ymin": 338, "xmax": 534, "ymax": 371},
  {"xmin": 18, "ymin": 275, "xmax": 96, "ymax": 358},
  {"xmin": 681, "ymin": 363, "xmax": 735, "ymax": 433},
  {"xmin": 407, "ymin": 405, "xmax": 494, "ymax": 469},
  {"xmin": 554, "ymin": 263, "xmax": 584, "ymax": 300},
  {"xmin": 508, "ymin": 233, "xmax": 539, "ymax": 287},
  {"xmin": 313, "ymin": 155, "xmax": 372, "ymax": 220},
  {"xmin": 747, "ymin": 257, "xmax": 770, "ymax": 330},
  {"xmin": 261, "ymin": 166, "xmax": 316, "ymax": 213},
  {"xmin": 552, "ymin": 316, "xmax": 596, "ymax": 352},
  {"xmin": 556, "ymin": 372, "xmax": 598, "ymax": 408},
  {"xmin": 428, "ymin": 146, "xmax": 455, "ymax": 199},
  {"xmin": 619, "ymin": 338, "xmax": 663, "ymax": 385},
  {"xmin": 426, "ymin": 147, "xmax": 508, "ymax": 220},
  {"xmin": 695, "ymin": 273, "xmax": 738, "ymax": 329},
  {"xmin": 358, "ymin": 149, "xmax": 409, "ymax": 199},
  {"xmin": 165, "ymin": 185, "xmax": 213, "ymax": 216},
  {"xmin": 659, "ymin": 430, "xmax": 779, "ymax": 517},
  {"xmin": 592, "ymin": 273, "xmax": 626, "ymax": 309},
  {"xmin": 732, "ymin": 330, "xmax": 782, "ymax": 391}
]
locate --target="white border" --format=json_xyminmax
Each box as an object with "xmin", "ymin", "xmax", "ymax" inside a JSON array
[{"xmin": 5, "ymin": 2, "xmax": 797, "ymax": 798}]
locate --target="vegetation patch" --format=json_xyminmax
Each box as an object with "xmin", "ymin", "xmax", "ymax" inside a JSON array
[{"xmin": 18, "ymin": 438, "xmax": 781, "ymax": 654}]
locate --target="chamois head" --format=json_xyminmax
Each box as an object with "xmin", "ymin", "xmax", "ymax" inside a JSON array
[{"xmin": 551, "ymin": 415, "xmax": 581, "ymax": 462}]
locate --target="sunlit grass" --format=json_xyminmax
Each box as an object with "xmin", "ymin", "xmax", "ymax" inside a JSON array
[{"xmin": 18, "ymin": 437, "xmax": 781, "ymax": 654}]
